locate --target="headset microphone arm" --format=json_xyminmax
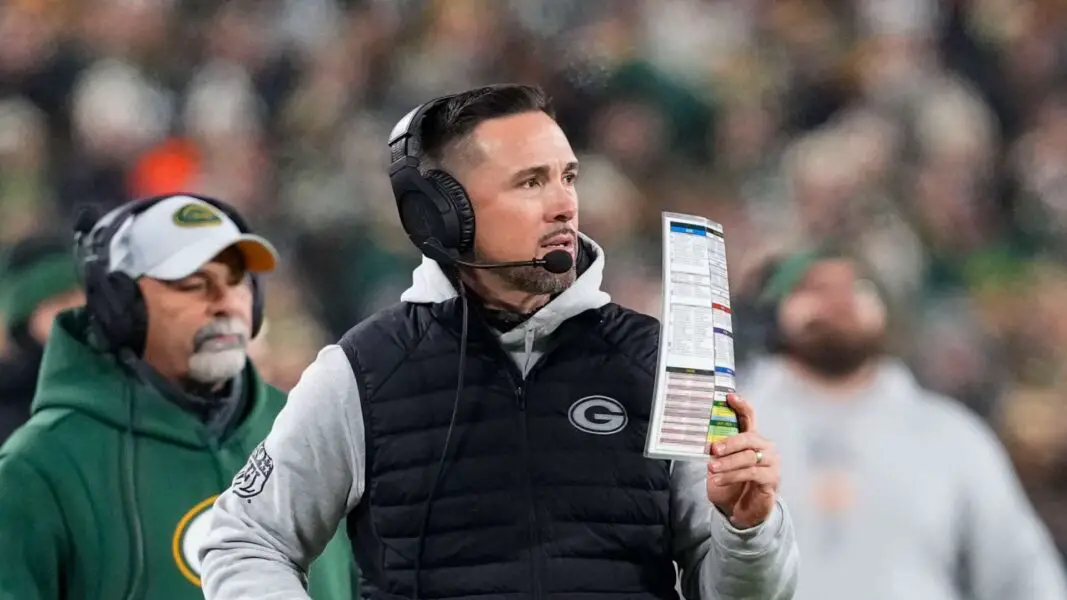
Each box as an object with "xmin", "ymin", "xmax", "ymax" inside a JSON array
[{"xmin": 419, "ymin": 239, "xmax": 573, "ymax": 274}]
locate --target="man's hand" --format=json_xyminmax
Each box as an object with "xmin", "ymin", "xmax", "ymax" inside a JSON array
[{"xmin": 706, "ymin": 393, "xmax": 780, "ymax": 529}]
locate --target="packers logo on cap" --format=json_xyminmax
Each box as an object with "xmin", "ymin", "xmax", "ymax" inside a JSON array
[{"xmin": 172, "ymin": 203, "xmax": 223, "ymax": 228}]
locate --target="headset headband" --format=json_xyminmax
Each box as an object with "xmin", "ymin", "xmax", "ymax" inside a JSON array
[
  {"xmin": 388, "ymin": 83, "xmax": 537, "ymax": 167},
  {"xmin": 75, "ymin": 198, "xmax": 155, "ymax": 282},
  {"xmin": 387, "ymin": 93, "xmax": 458, "ymax": 169}
]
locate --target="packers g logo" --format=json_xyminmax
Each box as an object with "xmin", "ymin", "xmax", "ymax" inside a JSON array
[
  {"xmin": 172, "ymin": 202, "xmax": 223, "ymax": 227},
  {"xmin": 172, "ymin": 495, "xmax": 218, "ymax": 586},
  {"xmin": 568, "ymin": 395, "xmax": 628, "ymax": 435}
]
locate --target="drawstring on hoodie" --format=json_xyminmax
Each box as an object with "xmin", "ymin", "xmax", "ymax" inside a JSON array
[
  {"xmin": 205, "ymin": 442, "xmax": 230, "ymax": 491},
  {"xmin": 118, "ymin": 349, "xmax": 146, "ymax": 600}
]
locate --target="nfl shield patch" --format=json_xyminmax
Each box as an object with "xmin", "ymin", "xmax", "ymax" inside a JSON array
[{"xmin": 232, "ymin": 443, "xmax": 275, "ymax": 499}]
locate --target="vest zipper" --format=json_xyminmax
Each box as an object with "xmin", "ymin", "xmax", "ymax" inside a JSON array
[{"xmin": 515, "ymin": 381, "xmax": 544, "ymax": 598}]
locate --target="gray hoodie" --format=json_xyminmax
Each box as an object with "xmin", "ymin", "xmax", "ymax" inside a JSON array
[
  {"xmin": 740, "ymin": 355, "xmax": 1067, "ymax": 600},
  {"xmin": 199, "ymin": 235, "xmax": 799, "ymax": 599}
]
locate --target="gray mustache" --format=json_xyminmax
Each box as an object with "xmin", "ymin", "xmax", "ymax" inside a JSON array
[{"xmin": 193, "ymin": 319, "xmax": 250, "ymax": 351}]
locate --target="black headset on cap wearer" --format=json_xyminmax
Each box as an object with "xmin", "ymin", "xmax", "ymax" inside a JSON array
[
  {"xmin": 71, "ymin": 193, "xmax": 266, "ymax": 600},
  {"xmin": 72, "ymin": 193, "xmax": 266, "ymax": 358}
]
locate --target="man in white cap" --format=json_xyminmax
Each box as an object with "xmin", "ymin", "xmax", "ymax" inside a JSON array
[{"xmin": 0, "ymin": 194, "xmax": 354, "ymax": 600}]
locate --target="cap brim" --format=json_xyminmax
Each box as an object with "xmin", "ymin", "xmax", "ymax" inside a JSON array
[{"xmin": 144, "ymin": 233, "xmax": 278, "ymax": 281}]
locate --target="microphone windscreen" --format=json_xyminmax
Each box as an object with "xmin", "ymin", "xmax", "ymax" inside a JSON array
[{"xmin": 541, "ymin": 249, "xmax": 573, "ymax": 274}]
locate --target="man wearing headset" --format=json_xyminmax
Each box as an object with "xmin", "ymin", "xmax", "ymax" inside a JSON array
[
  {"xmin": 201, "ymin": 84, "xmax": 798, "ymax": 599},
  {"xmin": 737, "ymin": 247, "xmax": 1067, "ymax": 600},
  {"xmin": 0, "ymin": 194, "xmax": 353, "ymax": 599}
]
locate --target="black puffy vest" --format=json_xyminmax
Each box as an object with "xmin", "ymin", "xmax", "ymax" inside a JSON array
[{"xmin": 340, "ymin": 297, "xmax": 679, "ymax": 600}]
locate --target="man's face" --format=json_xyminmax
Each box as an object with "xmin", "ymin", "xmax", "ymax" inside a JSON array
[
  {"xmin": 139, "ymin": 247, "xmax": 254, "ymax": 385},
  {"xmin": 454, "ymin": 110, "xmax": 580, "ymax": 295},
  {"xmin": 778, "ymin": 259, "xmax": 887, "ymax": 377}
]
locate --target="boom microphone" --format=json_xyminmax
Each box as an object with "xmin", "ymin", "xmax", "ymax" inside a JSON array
[
  {"xmin": 457, "ymin": 249, "xmax": 573, "ymax": 274},
  {"xmin": 421, "ymin": 240, "xmax": 574, "ymax": 274}
]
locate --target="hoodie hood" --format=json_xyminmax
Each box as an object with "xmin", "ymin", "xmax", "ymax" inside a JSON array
[
  {"xmin": 400, "ymin": 233, "xmax": 612, "ymax": 376},
  {"xmin": 31, "ymin": 308, "xmax": 275, "ymax": 448}
]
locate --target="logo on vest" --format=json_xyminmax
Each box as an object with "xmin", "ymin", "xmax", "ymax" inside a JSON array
[
  {"xmin": 172, "ymin": 495, "xmax": 218, "ymax": 587},
  {"xmin": 568, "ymin": 395, "xmax": 628, "ymax": 435}
]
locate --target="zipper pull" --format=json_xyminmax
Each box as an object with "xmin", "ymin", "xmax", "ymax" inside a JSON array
[{"xmin": 516, "ymin": 385, "xmax": 526, "ymax": 410}]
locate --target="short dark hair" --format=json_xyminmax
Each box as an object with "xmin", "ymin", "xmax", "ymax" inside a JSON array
[{"xmin": 418, "ymin": 84, "xmax": 554, "ymax": 168}]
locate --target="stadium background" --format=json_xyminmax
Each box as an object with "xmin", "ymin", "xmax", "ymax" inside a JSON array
[{"xmin": 1, "ymin": 0, "xmax": 1066, "ymax": 568}]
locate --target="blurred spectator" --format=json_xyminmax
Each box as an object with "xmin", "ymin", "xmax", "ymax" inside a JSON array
[
  {"xmin": 0, "ymin": 232, "xmax": 83, "ymax": 443},
  {"xmin": 0, "ymin": 96, "xmax": 55, "ymax": 244},
  {"xmin": 738, "ymin": 248, "xmax": 1067, "ymax": 600}
]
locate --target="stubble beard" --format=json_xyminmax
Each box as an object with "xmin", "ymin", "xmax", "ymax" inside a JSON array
[{"xmin": 467, "ymin": 247, "xmax": 576, "ymax": 296}]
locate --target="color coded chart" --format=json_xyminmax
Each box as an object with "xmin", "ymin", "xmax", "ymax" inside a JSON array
[{"xmin": 645, "ymin": 212, "xmax": 740, "ymax": 462}]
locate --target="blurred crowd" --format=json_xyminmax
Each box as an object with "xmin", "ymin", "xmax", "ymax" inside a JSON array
[{"xmin": 2, "ymin": 0, "xmax": 1067, "ymax": 565}]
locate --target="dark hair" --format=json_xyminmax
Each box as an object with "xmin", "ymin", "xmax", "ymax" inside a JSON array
[{"xmin": 418, "ymin": 84, "xmax": 554, "ymax": 167}]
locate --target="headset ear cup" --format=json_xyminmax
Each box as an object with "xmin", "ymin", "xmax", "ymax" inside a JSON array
[
  {"xmin": 82, "ymin": 261, "xmax": 113, "ymax": 349},
  {"xmin": 109, "ymin": 272, "xmax": 147, "ymax": 356},
  {"xmin": 426, "ymin": 170, "xmax": 475, "ymax": 254},
  {"xmin": 86, "ymin": 268, "xmax": 145, "ymax": 355},
  {"xmin": 398, "ymin": 193, "xmax": 445, "ymax": 249},
  {"xmin": 249, "ymin": 273, "xmax": 265, "ymax": 339}
]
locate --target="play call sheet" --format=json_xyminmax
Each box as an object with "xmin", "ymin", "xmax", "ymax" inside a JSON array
[{"xmin": 645, "ymin": 212, "xmax": 739, "ymax": 462}]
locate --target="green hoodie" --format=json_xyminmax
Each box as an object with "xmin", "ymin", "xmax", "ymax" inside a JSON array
[{"xmin": 0, "ymin": 309, "xmax": 354, "ymax": 599}]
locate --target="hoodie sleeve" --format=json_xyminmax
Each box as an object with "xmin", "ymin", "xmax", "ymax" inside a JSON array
[
  {"xmin": 199, "ymin": 345, "xmax": 364, "ymax": 600},
  {"xmin": 947, "ymin": 404, "xmax": 1067, "ymax": 600},
  {"xmin": 671, "ymin": 460, "xmax": 799, "ymax": 599},
  {"xmin": 0, "ymin": 454, "xmax": 68, "ymax": 600}
]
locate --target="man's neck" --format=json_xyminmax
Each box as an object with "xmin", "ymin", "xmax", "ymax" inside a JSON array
[
  {"xmin": 784, "ymin": 356, "xmax": 880, "ymax": 397},
  {"xmin": 141, "ymin": 358, "xmax": 232, "ymax": 403},
  {"xmin": 459, "ymin": 271, "xmax": 550, "ymax": 315},
  {"xmin": 149, "ymin": 365, "xmax": 228, "ymax": 398},
  {"xmin": 181, "ymin": 378, "xmax": 231, "ymax": 398}
]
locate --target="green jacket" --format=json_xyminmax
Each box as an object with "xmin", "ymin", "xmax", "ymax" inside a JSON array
[{"xmin": 0, "ymin": 309, "xmax": 353, "ymax": 599}]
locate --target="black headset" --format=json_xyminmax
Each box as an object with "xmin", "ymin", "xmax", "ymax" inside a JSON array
[
  {"xmin": 387, "ymin": 92, "xmax": 477, "ymax": 261},
  {"xmin": 73, "ymin": 194, "xmax": 266, "ymax": 357}
]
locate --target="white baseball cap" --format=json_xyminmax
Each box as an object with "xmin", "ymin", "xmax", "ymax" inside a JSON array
[{"xmin": 107, "ymin": 195, "xmax": 278, "ymax": 280}]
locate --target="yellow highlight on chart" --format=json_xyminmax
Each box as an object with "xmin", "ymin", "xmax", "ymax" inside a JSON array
[
  {"xmin": 706, "ymin": 401, "xmax": 739, "ymax": 445},
  {"xmin": 711, "ymin": 405, "xmax": 737, "ymax": 419}
]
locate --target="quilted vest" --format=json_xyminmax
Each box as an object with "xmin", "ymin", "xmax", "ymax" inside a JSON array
[{"xmin": 340, "ymin": 298, "xmax": 678, "ymax": 600}]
